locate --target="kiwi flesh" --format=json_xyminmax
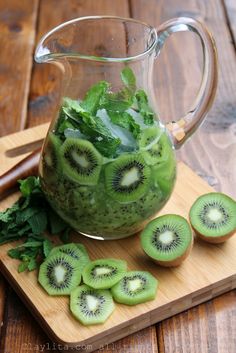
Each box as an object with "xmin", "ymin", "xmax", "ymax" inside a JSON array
[
  {"xmin": 41, "ymin": 132, "xmax": 61, "ymax": 181},
  {"xmin": 105, "ymin": 153, "xmax": 150, "ymax": 203},
  {"xmin": 70, "ymin": 284, "xmax": 115, "ymax": 325},
  {"xmin": 139, "ymin": 127, "xmax": 173, "ymax": 166},
  {"xmin": 111, "ymin": 271, "xmax": 158, "ymax": 305},
  {"xmin": 141, "ymin": 214, "xmax": 193, "ymax": 267},
  {"xmin": 60, "ymin": 138, "xmax": 102, "ymax": 185},
  {"xmin": 49, "ymin": 243, "xmax": 90, "ymax": 270},
  {"xmin": 82, "ymin": 259, "xmax": 127, "ymax": 289},
  {"xmin": 38, "ymin": 252, "xmax": 82, "ymax": 295},
  {"xmin": 189, "ymin": 192, "xmax": 236, "ymax": 243}
]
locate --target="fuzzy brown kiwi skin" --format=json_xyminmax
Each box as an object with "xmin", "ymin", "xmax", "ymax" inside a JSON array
[
  {"xmin": 144, "ymin": 237, "xmax": 194, "ymax": 267},
  {"xmin": 191, "ymin": 225, "xmax": 236, "ymax": 244}
]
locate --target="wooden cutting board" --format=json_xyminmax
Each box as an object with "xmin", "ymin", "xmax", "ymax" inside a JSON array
[{"xmin": 0, "ymin": 125, "xmax": 236, "ymax": 352}]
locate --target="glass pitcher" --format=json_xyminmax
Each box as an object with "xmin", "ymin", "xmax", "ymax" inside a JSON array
[{"xmin": 35, "ymin": 16, "xmax": 217, "ymax": 240}]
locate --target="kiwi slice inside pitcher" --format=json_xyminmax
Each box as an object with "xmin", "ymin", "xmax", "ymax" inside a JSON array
[
  {"xmin": 138, "ymin": 127, "xmax": 173, "ymax": 166},
  {"xmin": 60, "ymin": 138, "xmax": 102, "ymax": 185},
  {"xmin": 189, "ymin": 192, "xmax": 236, "ymax": 243},
  {"xmin": 141, "ymin": 214, "xmax": 193, "ymax": 267},
  {"xmin": 41, "ymin": 132, "xmax": 61, "ymax": 180},
  {"xmin": 105, "ymin": 153, "xmax": 150, "ymax": 203}
]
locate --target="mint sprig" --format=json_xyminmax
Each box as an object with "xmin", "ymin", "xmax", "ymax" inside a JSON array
[{"xmin": 0, "ymin": 177, "xmax": 71, "ymax": 272}]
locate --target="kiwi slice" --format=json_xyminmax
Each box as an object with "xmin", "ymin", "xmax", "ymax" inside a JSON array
[
  {"xmin": 105, "ymin": 154, "xmax": 150, "ymax": 203},
  {"xmin": 111, "ymin": 271, "xmax": 158, "ymax": 305},
  {"xmin": 82, "ymin": 259, "xmax": 127, "ymax": 289},
  {"xmin": 49, "ymin": 243, "xmax": 90, "ymax": 270},
  {"xmin": 139, "ymin": 127, "xmax": 173, "ymax": 166},
  {"xmin": 60, "ymin": 138, "xmax": 102, "ymax": 185},
  {"xmin": 141, "ymin": 214, "xmax": 193, "ymax": 267},
  {"xmin": 38, "ymin": 253, "xmax": 82, "ymax": 295},
  {"xmin": 41, "ymin": 132, "xmax": 61, "ymax": 180},
  {"xmin": 70, "ymin": 284, "xmax": 115, "ymax": 325},
  {"xmin": 189, "ymin": 192, "xmax": 236, "ymax": 243}
]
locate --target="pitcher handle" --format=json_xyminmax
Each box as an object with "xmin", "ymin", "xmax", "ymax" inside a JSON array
[{"xmin": 156, "ymin": 17, "xmax": 218, "ymax": 149}]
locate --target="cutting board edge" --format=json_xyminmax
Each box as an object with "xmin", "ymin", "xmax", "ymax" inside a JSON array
[{"xmin": 0, "ymin": 258, "xmax": 235, "ymax": 350}]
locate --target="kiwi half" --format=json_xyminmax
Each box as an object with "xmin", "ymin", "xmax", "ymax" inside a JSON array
[
  {"xmin": 49, "ymin": 243, "xmax": 90, "ymax": 270},
  {"xmin": 60, "ymin": 138, "xmax": 102, "ymax": 185},
  {"xmin": 141, "ymin": 214, "xmax": 193, "ymax": 267},
  {"xmin": 70, "ymin": 284, "xmax": 115, "ymax": 325},
  {"xmin": 105, "ymin": 153, "xmax": 150, "ymax": 203},
  {"xmin": 189, "ymin": 192, "xmax": 236, "ymax": 243},
  {"xmin": 82, "ymin": 259, "xmax": 127, "ymax": 289},
  {"xmin": 111, "ymin": 271, "xmax": 158, "ymax": 305},
  {"xmin": 38, "ymin": 253, "xmax": 82, "ymax": 295}
]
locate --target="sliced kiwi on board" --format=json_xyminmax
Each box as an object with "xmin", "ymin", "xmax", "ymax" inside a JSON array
[
  {"xmin": 105, "ymin": 153, "xmax": 150, "ymax": 203},
  {"xmin": 141, "ymin": 214, "xmax": 193, "ymax": 267},
  {"xmin": 189, "ymin": 192, "xmax": 236, "ymax": 243},
  {"xmin": 60, "ymin": 138, "xmax": 102, "ymax": 185},
  {"xmin": 111, "ymin": 271, "xmax": 158, "ymax": 305},
  {"xmin": 70, "ymin": 284, "xmax": 115, "ymax": 325},
  {"xmin": 41, "ymin": 132, "xmax": 61, "ymax": 181},
  {"xmin": 139, "ymin": 127, "xmax": 173, "ymax": 166},
  {"xmin": 82, "ymin": 259, "xmax": 127, "ymax": 289},
  {"xmin": 49, "ymin": 243, "xmax": 90, "ymax": 270},
  {"xmin": 38, "ymin": 253, "xmax": 82, "ymax": 295}
]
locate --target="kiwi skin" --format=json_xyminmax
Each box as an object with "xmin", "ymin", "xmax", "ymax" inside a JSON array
[
  {"xmin": 151, "ymin": 238, "xmax": 193, "ymax": 267},
  {"xmin": 191, "ymin": 226, "xmax": 235, "ymax": 244}
]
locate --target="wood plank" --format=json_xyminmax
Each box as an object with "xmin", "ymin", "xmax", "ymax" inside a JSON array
[
  {"xmin": 26, "ymin": 0, "xmax": 131, "ymax": 128},
  {"xmin": 157, "ymin": 290, "xmax": 236, "ymax": 353},
  {"xmin": 2, "ymin": 2, "xmax": 159, "ymax": 353},
  {"xmin": 0, "ymin": 0, "xmax": 39, "ymax": 136},
  {"xmin": 0, "ymin": 125, "xmax": 236, "ymax": 351},
  {"xmin": 130, "ymin": 1, "xmax": 236, "ymax": 352},
  {"xmin": 130, "ymin": 0, "xmax": 236, "ymax": 198},
  {"xmin": 224, "ymin": 0, "xmax": 236, "ymax": 44}
]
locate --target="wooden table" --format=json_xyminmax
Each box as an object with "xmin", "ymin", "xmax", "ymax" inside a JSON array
[{"xmin": 0, "ymin": 1, "xmax": 236, "ymax": 352}]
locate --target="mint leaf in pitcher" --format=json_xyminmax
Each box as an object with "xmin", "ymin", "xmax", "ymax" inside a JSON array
[
  {"xmin": 135, "ymin": 89, "xmax": 154, "ymax": 125},
  {"xmin": 80, "ymin": 81, "xmax": 109, "ymax": 115},
  {"xmin": 107, "ymin": 111, "xmax": 141, "ymax": 138},
  {"xmin": 120, "ymin": 67, "xmax": 136, "ymax": 93}
]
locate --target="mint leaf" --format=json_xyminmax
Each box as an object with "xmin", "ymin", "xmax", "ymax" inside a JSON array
[
  {"xmin": 121, "ymin": 67, "xmax": 136, "ymax": 93},
  {"xmin": 43, "ymin": 239, "xmax": 53, "ymax": 258},
  {"xmin": 107, "ymin": 111, "xmax": 141, "ymax": 138},
  {"xmin": 101, "ymin": 88, "xmax": 133, "ymax": 112},
  {"xmin": 80, "ymin": 81, "xmax": 109, "ymax": 115},
  {"xmin": 27, "ymin": 210, "xmax": 48, "ymax": 234},
  {"xmin": 28, "ymin": 258, "xmax": 38, "ymax": 271},
  {"xmin": 18, "ymin": 261, "xmax": 29, "ymax": 273},
  {"xmin": 18, "ymin": 176, "xmax": 40, "ymax": 197},
  {"xmin": 93, "ymin": 136, "xmax": 121, "ymax": 157},
  {"xmin": 0, "ymin": 203, "xmax": 20, "ymax": 223},
  {"xmin": 135, "ymin": 90, "xmax": 154, "ymax": 125}
]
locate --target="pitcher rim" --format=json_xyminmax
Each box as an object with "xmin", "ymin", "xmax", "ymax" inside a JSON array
[{"xmin": 34, "ymin": 15, "xmax": 158, "ymax": 63}]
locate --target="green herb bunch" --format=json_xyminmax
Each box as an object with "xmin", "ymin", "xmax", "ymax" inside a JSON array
[{"xmin": 0, "ymin": 177, "xmax": 70, "ymax": 272}]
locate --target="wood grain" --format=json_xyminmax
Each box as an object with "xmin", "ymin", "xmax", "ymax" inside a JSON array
[
  {"xmin": 26, "ymin": 0, "xmax": 130, "ymax": 128},
  {"xmin": 158, "ymin": 291, "xmax": 236, "ymax": 353},
  {"xmin": 0, "ymin": 0, "xmax": 39, "ymax": 136},
  {"xmin": 130, "ymin": 0, "xmax": 236, "ymax": 198},
  {"xmin": 224, "ymin": 0, "xmax": 236, "ymax": 44},
  {"xmin": 130, "ymin": 1, "xmax": 236, "ymax": 353},
  {"xmin": 0, "ymin": 126, "xmax": 236, "ymax": 352}
]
